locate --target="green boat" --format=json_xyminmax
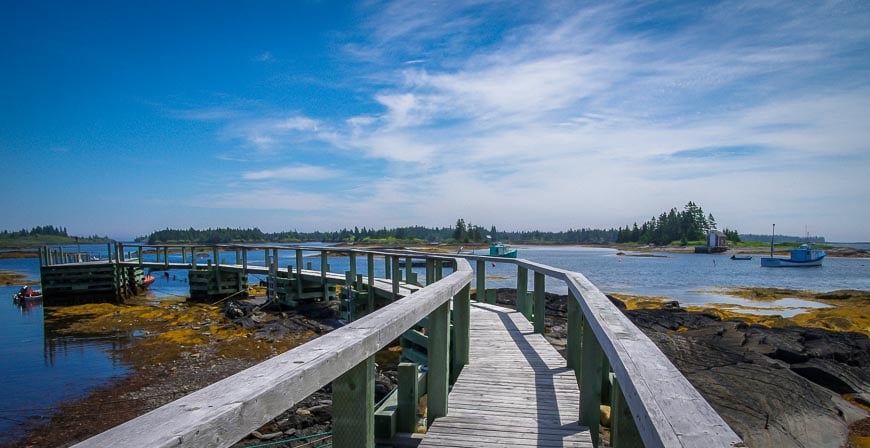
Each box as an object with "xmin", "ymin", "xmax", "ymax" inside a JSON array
[{"xmin": 489, "ymin": 243, "xmax": 517, "ymax": 258}]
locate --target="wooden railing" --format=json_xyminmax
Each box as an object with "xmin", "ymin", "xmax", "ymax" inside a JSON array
[
  {"xmin": 382, "ymin": 249, "xmax": 743, "ymax": 448},
  {"xmin": 72, "ymin": 247, "xmax": 471, "ymax": 448},
  {"xmin": 69, "ymin": 246, "xmax": 741, "ymax": 448}
]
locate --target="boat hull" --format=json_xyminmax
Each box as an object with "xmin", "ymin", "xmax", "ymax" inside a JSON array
[{"xmin": 760, "ymin": 256, "xmax": 824, "ymax": 267}]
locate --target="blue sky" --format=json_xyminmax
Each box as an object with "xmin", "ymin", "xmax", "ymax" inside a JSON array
[{"xmin": 2, "ymin": 0, "xmax": 869, "ymax": 241}]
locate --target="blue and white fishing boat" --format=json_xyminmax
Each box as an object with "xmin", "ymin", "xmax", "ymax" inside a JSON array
[
  {"xmin": 489, "ymin": 242, "xmax": 517, "ymax": 258},
  {"xmin": 760, "ymin": 224, "xmax": 825, "ymax": 267}
]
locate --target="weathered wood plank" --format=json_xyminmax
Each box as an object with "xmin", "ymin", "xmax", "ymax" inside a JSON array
[{"xmin": 420, "ymin": 302, "xmax": 591, "ymax": 448}]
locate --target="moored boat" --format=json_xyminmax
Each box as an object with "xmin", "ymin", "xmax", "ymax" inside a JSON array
[
  {"xmin": 760, "ymin": 223, "xmax": 825, "ymax": 267},
  {"xmin": 761, "ymin": 244, "xmax": 825, "ymax": 267},
  {"xmin": 13, "ymin": 285, "xmax": 42, "ymax": 302},
  {"xmin": 489, "ymin": 243, "xmax": 517, "ymax": 258},
  {"xmin": 730, "ymin": 255, "xmax": 752, "ymax": 260},
  {"xmin": 143, "ymin": 275, "xmax": 155, "ymax": 288}
]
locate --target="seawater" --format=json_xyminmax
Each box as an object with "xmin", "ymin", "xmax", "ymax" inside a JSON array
[
  {"xmin": 1, "ymin": 243, "xmax": 868, "ymax": 443},
  {"xmin": 0, "ymin": 255, "xmax": 130, "ymax": 443}
]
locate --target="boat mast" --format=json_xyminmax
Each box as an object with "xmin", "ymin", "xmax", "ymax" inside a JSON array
[{"xmin": 770, "ymin": 223, "xmax": 775, "ymax": 257}]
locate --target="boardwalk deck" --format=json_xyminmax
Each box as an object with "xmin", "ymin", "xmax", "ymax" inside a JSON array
[{"xmin": 420, "ymin": 302, "xmax": 592, "ymax": 448}]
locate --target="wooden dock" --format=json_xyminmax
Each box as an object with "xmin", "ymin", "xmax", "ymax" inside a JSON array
[
  {"xmin": 419, "ymin": 302, "xmax": 592, "ymax": 448},
  {"xmin": 69, "ymin": 247, "xmax": 743, "ymax": 448}
]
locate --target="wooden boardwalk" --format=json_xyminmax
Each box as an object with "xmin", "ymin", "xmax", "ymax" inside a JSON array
[{"xmin": 419, "ymin": 302, "xmax": 592, "ymax": 448}]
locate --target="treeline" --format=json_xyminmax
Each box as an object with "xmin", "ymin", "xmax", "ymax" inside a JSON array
[
  {"xmin": 739, "ymin": 234, "xmax": 825, "ymax": 244},
  {"xmin": 141, "ymin": 222, "xmax": 619, "ymax": 245},
  {"xmin": 142, "ymin": 224, "xmax": 484, "ymax": 244},
  {"xmin": 141, "ymin": 203, "xmax": 736, "ymax": 246},
  {"xmin": 615, "ymin": 202, "xmax": 739, "ymax": 245},
  {"xmin": 0, "ymin": 225, "xmax": 69, "ymax": 238}
]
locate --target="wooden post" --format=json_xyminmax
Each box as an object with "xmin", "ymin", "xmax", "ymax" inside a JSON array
[
  {"xmin": 332, "ymin": 356, "xmax": 375, "ymax": 448},
  {"xmin": 475, "ymin": 259, "xmax": 485, "ymax": 302},
  {"xmin": 367, "ymin": 253, "xmax": 375, "ymax": 310},
  {"xmin": 212, "ymin": 248, "xmax": 220, "ymax": 291},
  {"xmin": 295, "ymin": 249, "xmax": 304, "ymax": 301},
  {"xmin": 349, "ymin": 253, "xmax": 357, "ymax": 289},
  {"xmin": 517, "ymin": 266, "xmax": 530, "ymax": 318},
  {"xmin": 581, "ymin": 318, "xmax": 605, "ymax": 447},
  {"xmin": 427, "ymin": 300, "xmax": 450, "ymax": 425},
  {"xmin": 435, "ymin": 260, "xmax": 443, "ymax": 281},
  {"xmin": 137, "ymin": 247, "xmax": 143, "ymax": 266},
  {"xmin": 610, "ymin": 376, "xmax": 642, "ymax": 447},
  {"xmin": 191, "ymin": 247, "xmax": 197, "ymax": 269},
  {"xmin": 404, "ymin": 257, "xmax": 413, "ymax": 285},
  {"xmin": 391, "ymin": 257, "xmax": 401, "ymax": 300},
  {"xmin": 567, "ymin": 290, "xmax": 583, "ymax": 374},
  {"xmin": 106, "ymin": 243, "xmax": 111, "ymax": 263},
  {"xmin": 165, "ymin": 247, "xmax": 170, "ymax": 268},
  {"xmin": 397, "ymin": 362, "xmax": 419, "ymax": 434},
  {"xmin": 242, "ymin": 248, "xmax": 248, "ymax": 272},
  {"xmin": 425, "ymin": 259, "xmax": 435, "ymax": 285},
  {"xmin": 533, "ymin": 271, "xmax": 546, "ymax": 334},
  {"xmin": 451, "ymin": 284, "xmax": 471, "ymax": 383},
  {"xmin": 384, "ymin": 255, "xmax": 391, "ymax": 280}
]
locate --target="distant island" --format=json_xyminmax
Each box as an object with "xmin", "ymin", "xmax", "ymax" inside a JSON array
[{"xmin": 0, "ymin": 225, "xmax": 112, "ymax": 248}]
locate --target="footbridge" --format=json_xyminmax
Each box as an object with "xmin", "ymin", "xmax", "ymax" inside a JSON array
[{"xmin": 48, "ymin": 244, "xmax": 742, "ymax": 448}]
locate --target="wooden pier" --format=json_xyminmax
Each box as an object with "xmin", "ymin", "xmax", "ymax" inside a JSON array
[
  {"xmin": 38, "ymin": 243, "xmax": 423, "ymax": 306},
  {"xmin": 419, "ymin": 302, "xmax": 591, "ymax": 447},
  {"xmin": 63, "ymin": 246, "xmax": 742, "ymax": 448}
]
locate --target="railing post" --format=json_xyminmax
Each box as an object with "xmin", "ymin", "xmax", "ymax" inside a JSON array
[
  {"xmin": 610, "ymin": 376, "xmax": 642, "ymax": 447},
  {"xmin": 397, "ymin": 362, "xmax": 419, "ymax": 433},
  {"xmin": 212, "ymin": 251, "xmax": 220, "ymax": 290},
  {"xmin": 384, "ymin": 255, "xmax": 391, "ymax": 279},
  {"xmin": 475, "ymin": 259, "xmax": 485, "ymax": 302},
  {"xmin": 137, "ymin": 247, "xmax": 143, "ymax": 266},
  {"xmin": 517, "ymin": 266, "xmax": 530, "ymax": 318},
  {"xmin": 296, "ymin": 249, "xmax": 304, "ymax": 300},
  {"xmin": 332, "ymin": 356, "xmax": 375, "ymax": 448},
  {"xmin": 366, "ymin": 253, "xmax": 375, "ymax": 311},
  {"xmin": 320, "ymin": 251, "xmax": 329, "ymax": 299},
  {"xmin": 451, "ymin": 284, "xmax": 471, "ymax": 383},
  {"xmin": 435, "ymin": 260, "xmax": 443, "ymax": 281},
  {"xmin": 391, "ymin": 256, "xmax": 401, "ymax": 300},
  {"xmin": 192, "ymin": 247, "xmax": 198, "ymax": 269},
  {"xmin": 349, "ymin": 252, "xmax": 357, "ymax": 289},
  {"xmin": 242, "ymin": 247, "xmax": 248, "ymax": 272},
  {"xmin": 427, "ymin": 300, "xmax": 450, "ymax": 425},
  {"xmin": 581, "ymin": 318, "xmax": 605, "ymax": 447},
  {"xmin": 533, "ymin": 271, "xmax": 546, "ymax": 333},
  {"xmin": 567, "ymin": 290, "xmax": 583, "ymax": 374},
  {"xmin": 404, "ymin": 257, "xmax": 413, "ymax": 284},
  {"xmin": 425, "ymin": 259, "xmax": 435, "ymax": 285}
]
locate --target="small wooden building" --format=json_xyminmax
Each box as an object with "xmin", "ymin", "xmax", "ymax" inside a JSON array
[{"xmin": 695, "ymin": 230, "xmax": 729, "ymax": 253}]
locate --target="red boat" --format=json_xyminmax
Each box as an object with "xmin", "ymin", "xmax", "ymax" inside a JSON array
[
  {"xmin": 13, "ymin": 285, "xmax": 42, "ymax": 302},
  {"xmin": 143, "ymin": 275, "xmax": 155, "ymax": 288}
]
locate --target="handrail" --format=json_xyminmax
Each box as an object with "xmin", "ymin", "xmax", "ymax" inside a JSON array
[{"xmin": 72, "ymin": 254, "xmax": 473, "ymax": 448}]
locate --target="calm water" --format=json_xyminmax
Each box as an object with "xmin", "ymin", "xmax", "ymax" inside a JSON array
[{"xmin": 1, "ymin": 243, "xmax": 868, "ymax": 442}]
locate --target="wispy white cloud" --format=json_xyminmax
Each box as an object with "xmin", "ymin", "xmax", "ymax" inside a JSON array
[
  {"xmin": 242, "ymin": 164, "xmax": 338, "ymax": 181},
  {"xmin": 179, "ymin": 0, "xmax": 870, "ymax": 239},
  {"xmin": 254, "ymin": 51, "xmax": 274, "ymax": 62}
]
